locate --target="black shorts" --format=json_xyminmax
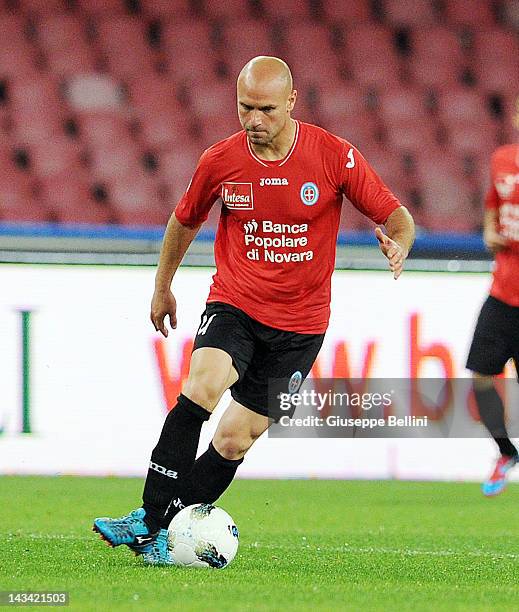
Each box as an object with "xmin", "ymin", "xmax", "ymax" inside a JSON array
[
  {"xmin": 466, "ymin": 295, "xmax": 519, "ymax": 377},
  {"xmin": 193, "ymin": 302, "xmax": 325, "ymax": 419}
]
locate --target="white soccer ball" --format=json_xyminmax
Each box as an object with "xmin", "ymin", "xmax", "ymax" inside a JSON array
[{"xmin": 167, "ymin": 504, "xmax": 239, "ymax": 568}]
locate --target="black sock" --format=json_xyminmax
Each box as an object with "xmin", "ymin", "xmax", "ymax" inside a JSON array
[
  {"xmin": 160, "ymin": 442, "xmax": 243, "ymax": 528},
  {"xmin": 142, "ymin": 394, "xmax": 210, "ymax": 531},
  {"xmin": 474, "ymin": 386, "xmax": 518, "ymax": 458}
]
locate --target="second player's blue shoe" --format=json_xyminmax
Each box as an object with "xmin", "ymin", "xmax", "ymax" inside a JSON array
[
  {"xmin": 93, "ymin": 508, "xmax": 158, "ymax": 552},
  {"xmin": 482, "ymin": 455, "xmax": 519, "ymax": 497},
  {"xmin": 141, "ymin": 529, "xmax": 176, "ymax": 566}
]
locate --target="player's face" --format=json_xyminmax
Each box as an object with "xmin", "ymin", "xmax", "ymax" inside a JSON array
[{"xmin": 237, "ymin": 80, "xmax": 296, "ymax": 146}]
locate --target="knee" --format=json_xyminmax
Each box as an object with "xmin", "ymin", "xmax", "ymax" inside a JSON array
[
  {"xmin": 472, "ymin": 373, "xmax": 495, "ymax": 392},
  {"xmin": 212, "ymin": 429, "xmax": 258, "ymax": 461},
  {"xmin": 183, "ymin": 381, "xmax": 225, "ymax": 411},
  {"xmin": 182, "ymin": 350, "xmax": 237, "ymax": 411},
  {"xmin": 183, "ymin": 373, "xmax": 227, "ymax": 411}
]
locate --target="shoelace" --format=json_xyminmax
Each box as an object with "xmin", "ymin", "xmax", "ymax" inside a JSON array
[{"xmin": 109, "ymin": 514, "xmax": 144, "ymax": 539}]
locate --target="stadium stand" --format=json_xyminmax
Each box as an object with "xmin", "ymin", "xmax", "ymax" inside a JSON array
[
  {"xmin": 383, "ymin": 0, "xmax": 437, "ymax": 27},
  {"xmin": 0, "ymin": 0, "xmax": 516, "ymax": 232}
]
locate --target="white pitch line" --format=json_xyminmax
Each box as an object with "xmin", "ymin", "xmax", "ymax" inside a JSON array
[
  {"xmin": 8, "ymin": 534, "xmax": 519, "ymax": 560},
  {"xmin": 8, "ymin": 534, "xmax": 92, "ymax": 541},
  {"xmin": 247, "ymin": 541, "xmax": 519, "ymax": 559}
]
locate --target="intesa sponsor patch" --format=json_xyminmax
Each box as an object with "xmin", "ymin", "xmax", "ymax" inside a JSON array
[{"xmin": 221, "ymin": 182, "xmax": 254, "ymax": 210}]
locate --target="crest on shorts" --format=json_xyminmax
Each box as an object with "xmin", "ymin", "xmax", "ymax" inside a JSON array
[
  {"xmin": 300, "ymin": 182, "xmax": 319, "ymax": 206},
  {"xmin": 288, "ymin": 370, "xmax": 303, "ymax": 394}
]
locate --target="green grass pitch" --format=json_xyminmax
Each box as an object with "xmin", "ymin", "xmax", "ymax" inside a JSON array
[{"xmin": 4, "ymin": 476, "xmax": 519, "ymax": 611}]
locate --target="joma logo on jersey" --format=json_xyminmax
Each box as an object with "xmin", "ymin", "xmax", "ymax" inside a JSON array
[
  {"xmin": 221, "ymin": 182, "xmax": 254, "ymax": 210},
  {"xmin": 259, "ymin": 177, "xmax": 289, "ymax": 186}
]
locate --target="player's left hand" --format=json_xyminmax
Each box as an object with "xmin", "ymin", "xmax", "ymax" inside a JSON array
[{"xmin": 375, "ymin": 227, "xmax": 407, "ymax": 280}]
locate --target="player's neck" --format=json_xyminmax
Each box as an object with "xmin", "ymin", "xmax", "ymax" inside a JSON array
[{"xmin": 250, "ymin": 118, "xmax": 297, "ymax": 161}]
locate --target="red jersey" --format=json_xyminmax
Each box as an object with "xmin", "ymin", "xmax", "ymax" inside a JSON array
[
  {"xmin": 175, "ymin": 121, "xmax": 400, "ymax": 333},
  {"xmin": 485, "ymin": 144, "xmax": 519, "ymax": 307}
]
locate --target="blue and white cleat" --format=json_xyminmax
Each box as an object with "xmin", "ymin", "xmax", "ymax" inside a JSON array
[
  {"xmin": 482, "ymin": 455, "xmax": 519, "ymax": 497},
  {"xmin": 92, "ymin": 508, "xmax": 158, "ymax": 552},
  {"xmin": 141, "ymin": 529, "xmax": 176, "ymax": 566}
]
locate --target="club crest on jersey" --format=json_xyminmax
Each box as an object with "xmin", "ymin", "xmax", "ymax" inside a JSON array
[
  {"xmin": 300, "ymin": 182, "xmax": 319, "ymax": 206},
  {"xmin": 221, "ymin": 182, "xmax": 254, "ymax": 210}
]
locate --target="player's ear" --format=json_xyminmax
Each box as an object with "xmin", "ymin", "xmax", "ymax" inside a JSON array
[{"xmin": 287, "ymin": 89, "xmax": 297, "ymax": 113}]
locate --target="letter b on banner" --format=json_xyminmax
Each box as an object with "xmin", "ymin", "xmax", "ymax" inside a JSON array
[{"xmin": 409, "ymin": 313, "xmax": 454, "ymax": 420}]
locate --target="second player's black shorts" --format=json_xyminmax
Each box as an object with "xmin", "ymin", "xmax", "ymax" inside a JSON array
[
  {"xmin": 192, "ymin": 302, "xmax": 325, "ymax": 419},
  {"xmin": 466, "ymin": 295, "xmax": 519, "ymax": 377}
]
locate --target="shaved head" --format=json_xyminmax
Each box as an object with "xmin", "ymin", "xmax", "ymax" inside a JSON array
[
  {"xmin": 236, "ymin": 56, "xmax": 297, "ymax": 150},
  {"xmin": 238, "ymin": 56, "xmax": 293, "ymax": 96}
]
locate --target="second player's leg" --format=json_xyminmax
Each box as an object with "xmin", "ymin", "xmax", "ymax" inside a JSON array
[
  {"xmin": 472, "ymin": 372, "xmax": 518, "ymax": 496},
  {"xmin": 472, "ymin": 372, "xmax": 517, "ymax": 454},
  {"xmin": 472, "ymin": 372, "xmax": 496, "ymax": 392},
  {"xmin": 467, "ymin": 296, "xmax": 517, "ymax": 463}
]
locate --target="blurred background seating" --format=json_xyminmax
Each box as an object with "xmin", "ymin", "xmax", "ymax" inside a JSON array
[{"xmin": 0, "ymin": 0, "xmax": 516, "ymax": 233}]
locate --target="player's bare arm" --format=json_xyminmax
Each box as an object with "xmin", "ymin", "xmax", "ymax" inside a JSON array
[
  {"xmin": 151, "ymin": 214, "xmax": 200, "ymax": 337},
  {"xmin": 483, "ymin": 209, "xmax": 508, "ymax": 254},
  {"xmin": 375, "ymin": 206, "xmax": 415, "ymax": 280}
]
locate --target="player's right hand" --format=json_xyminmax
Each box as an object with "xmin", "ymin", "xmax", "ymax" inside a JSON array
[
  {"xmin": 484, "ymin": 230, "xmax": 508, "ymax": 254},
  {"xmin": 150, "ymin": 289, "xmax": 177, "ymax": 337}
]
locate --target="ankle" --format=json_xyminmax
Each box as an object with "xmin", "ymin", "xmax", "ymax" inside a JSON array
[{"xmin": 142, "ymin": 505, "xmax": 162, "ymax": 533}]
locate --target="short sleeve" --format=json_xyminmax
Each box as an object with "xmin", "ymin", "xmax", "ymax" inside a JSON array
[
  {"xmin": 340, "ymin": 144, "xmax": 400, "ymax": 225},
  {"xmin": 174, "ymin": 149, "xmax": 222, "ymax": 227}
]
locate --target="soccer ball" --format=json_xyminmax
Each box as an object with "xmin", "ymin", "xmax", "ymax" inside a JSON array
[{"xmin": 167, "ymin": 504, "xmax": 239, "ymax": 568}]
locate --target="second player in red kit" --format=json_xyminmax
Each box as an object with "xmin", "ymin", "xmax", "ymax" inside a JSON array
[
  {"xmin": 467, "ymin": 126, "xmax": 519, "ymax": 497},
  {"xmin": 93, "ymin": 56, "xmax": 415, "ymax": 565},
  {"xmin": 483, "ymin": 144, "xmax": 519, "ymax": 306}
]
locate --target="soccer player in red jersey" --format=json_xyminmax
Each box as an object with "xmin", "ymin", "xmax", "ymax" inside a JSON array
[
  {"xmin": 94, "ymin": 56, "xmax": 415, "ymax": 564},
  {"xmin": 467, "ymin": 100, "xmax": 519, "ymax": 496}
]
